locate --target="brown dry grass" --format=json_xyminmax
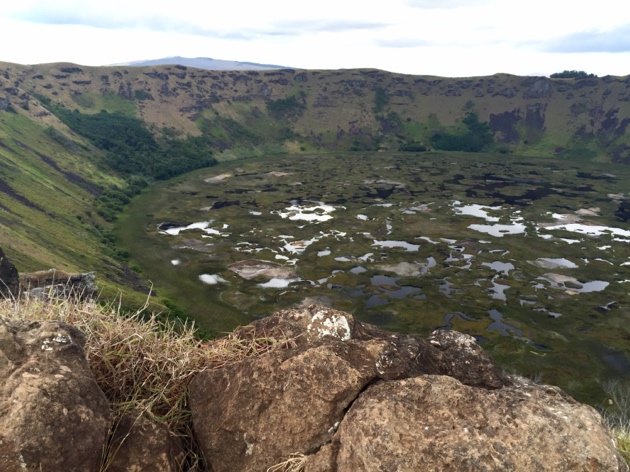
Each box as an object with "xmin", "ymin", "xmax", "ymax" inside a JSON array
[
  {"xmin": 266, "ymin": 453, "xmax": 307, "ymax": 472},
  {"xmin": 0, "ymin": 295, "xmax": 289, "ymax": 470}
]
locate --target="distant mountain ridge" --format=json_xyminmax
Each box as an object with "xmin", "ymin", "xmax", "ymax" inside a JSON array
[{"xmin": 117, "ymin": 56, "xmax": 289, "ymax": 71}]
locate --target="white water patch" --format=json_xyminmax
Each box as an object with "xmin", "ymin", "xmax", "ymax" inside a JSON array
[
  {"xmin": 171, "ymin": 259, "xmax": 181, "ymax": 266},
  {"xmin": 318, "ymin": 249, "xmax": 331, "ymax": 257},
  {"xmin": 541, "ymin": 215, "xmax": 630, "ymax": 240},
  {"xmin": 575, "ymin": 281, "xmax": 609, "ymax": 293},
  {"xmin": 357, "ymin": 214, "xmax": 369, "ymax": 221},
  {"xmin": 373, "ymin": 240, "xmax": 420, "ymax": 252},
  {"xmin": 561, "ymin": 238, "xmax": 582, "ymax": 244},
  {"xmin": 199, "ymin": 274, "xmax": 227, "ymax": 285},
  {"xmin": 204, "ymin": 173, "xmax": 232, "ymax": 183},
  {"xmin": 335, "ymin": 257, "xmax": 352, "ymax": 262},
  {"xmin": 273, "ymin": 202, "xmax": 337, "ymax": 223},
  {"xmin": 453, "ymin": 202, "xmax": 501, "ymax": 222},
  {"xmin": 278, "ymin": 230, "xmax": 347, "ymax": 255},
  {"xmin": 282, "ymin": 240, "xmax": 314, "ymax": 254},
  {"xmin": 595, "ymin": 258, "xmax": 614, "ymax": 265},
  {"xmin": 489, "ymin": 278, "xmax": 510, "ymax": 301},
  {"xmin": 533, "ymin": 258, "xmax": 579, "ymax": 269},
  {"xmin": 258, "ymin": 278, "xmax": 301, "ymax": 288},
  {"xmin": 468, "ymin": 223, "xmax": 527, "ymax": 237},
  {"xmin": 162, "ymin": 221, "xmax": 212, "ymax": 236},
  {"xmin": 482, "ymin": 261, "xmax": 515, "ymax": 276},
  {"xmin": 536, "ymin": 275, "xmax": 609, "ymax": 293},
  {"xmin": 359, "ymin": 253, "xmax": 374, "ymax": 262},
  {"xmin": 385, "ymin": 219, "xmax": 393, "ymax": 234},
  {"xmin": 249, "ymin": 211, "xmax": 262, "ymax": 216}
]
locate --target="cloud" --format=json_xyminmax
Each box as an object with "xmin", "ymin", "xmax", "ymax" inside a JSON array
[
  {"xmin": 378, "ymin": 38, "xmax": 434, "ymax": 48},
  {"xmin": 12, "ymin": 4, "xmax": 387, "ymax": 42},
  {"xmin": 545, "ymin": 25, "xmax": 630, "ymax": 53},
  {"xmin": 407, "ymin": 0, "xmax": 489, "ymax": 9},
  {"xmin": 12, "ymin": 7, "xmax": 283, "ymax": 41},
  {"xmin": 271, "ymin": 19, "xmax": 389, "ymax": 34}
]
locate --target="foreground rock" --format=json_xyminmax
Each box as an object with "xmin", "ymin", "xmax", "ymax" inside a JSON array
[
  {"xmin": 105, "ymin": 413, "xmax": 185, "ymax": 472},
  {"xmin": 0, "ymin": 318, "xmax": 111, "ymax": 471},
  {"xmin": 306, "ymin": 376, "xmax": 625, "ymax": 471},
  {"xmin": 190, "ymin": 305, "xmax": 627, "ymax": 472}
]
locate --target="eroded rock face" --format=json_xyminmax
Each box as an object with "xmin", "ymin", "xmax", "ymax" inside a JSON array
[
  {"xmin": 190, "ymin": 305, "xmax": 626, "ymax": 472},
  {"xmin": 0, "ymin": 318, "xmax": 111, "ymax": 471},
  {"xmin": 306, "ymin": 376, "xmax": 627, "ymax": 472},
  {"xmin": 0, "ymin": 247, "xmax": 19, "ymax": 299}
]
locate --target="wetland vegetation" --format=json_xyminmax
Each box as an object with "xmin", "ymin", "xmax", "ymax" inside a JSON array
[{"xmin": 118, "ymin": 151, "xmax": 630, "ymax": 404}]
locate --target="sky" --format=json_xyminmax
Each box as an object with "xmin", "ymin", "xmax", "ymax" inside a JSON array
[{"xmin": 1, "ymin": 0, "xmax": 629, "ymax": 77}]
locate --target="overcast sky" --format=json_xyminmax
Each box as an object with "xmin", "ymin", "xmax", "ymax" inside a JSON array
[{"xmin": 1, "ymin": 0, "xmax": 629, "ymax": 77}]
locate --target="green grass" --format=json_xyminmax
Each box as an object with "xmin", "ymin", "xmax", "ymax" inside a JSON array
[{"xmin": 70, "ymin": 90, "xmax": 137, "ymax": 116}]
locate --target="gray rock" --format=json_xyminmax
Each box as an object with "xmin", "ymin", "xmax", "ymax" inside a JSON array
[
  {"xmin": 19, "ymin": 269, "xmax": 98, "ymax": 301},
  {"xmin": 524, "ymin": 77, "xmax": 553, "ymax": 98}
]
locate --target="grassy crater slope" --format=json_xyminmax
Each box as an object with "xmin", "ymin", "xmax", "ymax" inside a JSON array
[
  {"xmin": 2, "ymin": 62, "xmax": 630, "ymax": 161},
  {"xmin": 1, "ymin": 60, "xmax": 630, "ymax": 305}
]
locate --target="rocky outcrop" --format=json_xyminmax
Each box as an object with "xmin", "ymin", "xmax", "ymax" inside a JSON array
[
  {"xmin": 0, "ymin": 303, "xmax": 626, "ymax": 471},
  {"xmin": 0, "ymin": 318, "xmax": 111, "ymax": 471},
  {"xmin": 0, "ymin": 246, "xmax": 19, "ymax": 298},
  {"xmin": 19, "ymin": 269, "xmax": 98, "ymax": 300},
  {"xmin": 523, "ymin": 77, "xmax": 553, "ymax": 99},
  {"xmin": 615, "ymin": 199, "xmax": 630, "ymax": 221},
  {"xmin": 190, "ymin": 306, "xmax": 624, "ymax": 472}
]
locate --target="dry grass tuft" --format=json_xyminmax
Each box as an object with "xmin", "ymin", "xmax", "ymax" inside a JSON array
[
  {"xmin": 266, "ymin": 453, "xmax": 307, "ymax": 472},
  {"xmin": 0, "ymin": 295, "xmax": 289, "ymax": 470}
]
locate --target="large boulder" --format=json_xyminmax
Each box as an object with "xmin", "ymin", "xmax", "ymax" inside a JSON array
[
  {"xmin": 0, "ymin": 247, "xmax": 19, "ymax": 299},
  {"xmin": 305, "ymin": 376, "xmax": 626, "ymax": 471},
  {"xmin": 0, "ymin": 318, "xmax": 111, "ymax": 471},
  {"xmin": 190, "ymin": 305, "xmax": 627, "ymax": 472}
]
